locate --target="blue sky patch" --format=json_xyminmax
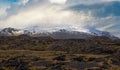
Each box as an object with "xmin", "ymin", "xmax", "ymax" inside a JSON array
[{"xmin": 0, "ymin": 0, "xmax": 19, "ymax": 3}]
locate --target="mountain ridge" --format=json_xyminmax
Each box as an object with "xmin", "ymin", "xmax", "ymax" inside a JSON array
[{"xmin": 0, "ymin": 27, "xmax": 118, "ymax": 39}]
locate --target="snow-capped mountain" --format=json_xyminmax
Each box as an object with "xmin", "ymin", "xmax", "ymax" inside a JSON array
[
  {"xmin": 0, "ymin": 27, "xmax": 31, "ymax": 36},
  {"xmin": 87, "ymin": 28, "xmax": 117, "ymax": 39},
  {"xmin": 0, "ymin": 27, "xmax": 118, "ymax": 39},
  {"xmin": 49, "ymin": 29, "xmax": 93, "ymax": 39},
  {"xmin": 0, "ymin": 28, "xmax": 22, "ymax": 36}
]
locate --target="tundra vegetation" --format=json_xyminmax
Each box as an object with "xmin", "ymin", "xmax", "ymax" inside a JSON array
[{"xmin": 0, "ymin": 35, "xmax": 120, "ymax": 70}]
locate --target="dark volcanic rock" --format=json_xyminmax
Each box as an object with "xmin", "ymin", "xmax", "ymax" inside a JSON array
[
  {"xmin": 72, "ymin": 56, "xmax": 84, "ymax": 62},
  {"xmin": 53, "ymin": 55, "xmax": 66, "ymax": 61},
  {"xmin": 0, "ymin": 56, "xmax": 29, "ymax": 70}
]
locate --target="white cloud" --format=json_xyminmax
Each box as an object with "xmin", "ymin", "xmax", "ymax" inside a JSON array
[
  {"xmin": 0, "ymin": 4, "xmax": 94, "ymax": 29},
  {"xmin": 20, "ymin": 0, "xmax": 30, "ymax": 5},
  {"xmin": 98, "ymin": 23, "xmax": 115, "ymax": 30},
  {"xmin": 0, "ymin": 5, "xmax": 10, "ymax": 19},
  {"xmin": 49, "ymin": 0, "xmax": 67, "ymax": 4}
]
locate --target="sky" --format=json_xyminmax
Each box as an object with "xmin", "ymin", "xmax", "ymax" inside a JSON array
[{"xmin": 0, "ymin": 0, "xmax": 120, "ymax": 37}]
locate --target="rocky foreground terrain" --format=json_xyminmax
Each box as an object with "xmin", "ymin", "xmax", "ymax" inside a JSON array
[{"xmin": 0, "ymin": 35, "xmax": 120, "ymax": 70}]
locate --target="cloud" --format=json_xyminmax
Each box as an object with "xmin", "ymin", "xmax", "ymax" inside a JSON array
[
  {"xmin": 0, "ymin": 0, "xmax": 120, "ymax": 37},
  {"xmin": 0, "ymin": 5, "xmax": 10, "ymax": 19},
  {"xmin": 0, "ymin": 4, "xmax": 94, "ymax": 29},
  {"xmin": 49, "ymin": 0, "xmax": 67, "ymax": 4},
  {"xmin": 65, "ymin": 1, "xmax": 120, "ymax": 37},
  {"xmin": 18, "ymin": 0, "xmax": 30, "ymax": 5},
  {"xmin": 68, "ymin": 1, "xmax": 120, "ymax": 17},
  {"xmin": 66, "ymin": 0, "xmax": 120, "ymax": 5}
]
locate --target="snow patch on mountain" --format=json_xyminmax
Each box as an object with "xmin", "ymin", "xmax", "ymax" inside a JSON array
[{"xmin": 0, "ymin": 27, "xmax": 118, "ymax": 39}]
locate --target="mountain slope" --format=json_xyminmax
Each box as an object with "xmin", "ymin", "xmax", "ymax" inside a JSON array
[{"xmin": 50, "ymin": 29, "xmax": 93, "ymax": 39}]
